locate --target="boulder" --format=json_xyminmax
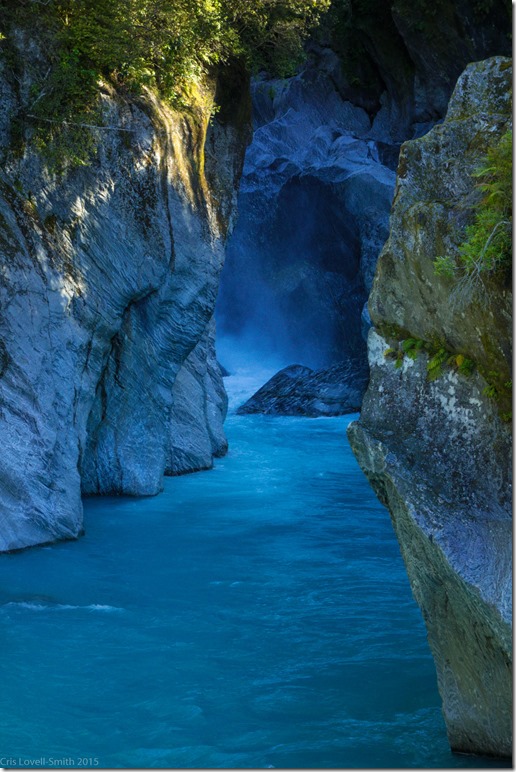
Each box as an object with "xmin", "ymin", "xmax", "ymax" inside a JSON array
[{"xmin": 237, "ymin": 361, "xmax": 367, "ymax": 417}]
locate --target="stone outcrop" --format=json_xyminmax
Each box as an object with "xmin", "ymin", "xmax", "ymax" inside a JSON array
[
  {"xmin": 237, "ymin": 361, "xmax": 366, "ymax": 417},
  {"xmin": 0, "ymin": 37, "xmax": 249, "ymax": 551},
  {"xmin": 326, "ymin": 0, "xmax": 511, "ymax": 141},
  {"xmin": 217, "ymin": 0, "xmax": 510, "ymax": 384},
  {"xmin": 347, "ymin": 57, "xmax": 512, "ymax": 757},
  {"xmin": 217, "ymin": 47, "xmax": 396, "ymax": 373},
  {"xmin": 166, "ymin": 317, "xmax": 228, "ymax": 476}
]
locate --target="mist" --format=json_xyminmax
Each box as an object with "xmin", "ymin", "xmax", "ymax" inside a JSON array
[{"xmin": 215, "ymin": 64, "xmax": 396, "ymax": 382}]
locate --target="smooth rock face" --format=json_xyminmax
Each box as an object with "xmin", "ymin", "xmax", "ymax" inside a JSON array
[
  {"xmin": 348, "ymin": 58, "xmax": 512, "ymax": 757},
  {"xmin": 0, "ymin": 45, "xmax": 248, "ymax": 550},
  {"xmin": 237, "ymin": 361, "xmax": 366, "ymax": 417},
  {"xmin": 217, "ymin": 0, "xmax": 511, "ymax": 375},
  {"xmin": 166, "ymin": 317, "xmax": 228, "ymax": 476}
]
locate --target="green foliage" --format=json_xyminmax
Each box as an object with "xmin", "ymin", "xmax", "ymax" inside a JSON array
[
  {"xmin": 383, "ymin": 347, "xmax": 396, "ymax": 357},
  {"xmin": 433, "ymin": 254, "xmax": 456, "ymax": 278},
  {"xmin": 384, "ymin": 332, "xmax": 476, "ymax": 382},
  {"xmin": 426, "ymin": 347, "xmax": 448, "ymax": 381},
  {"xmin": 460, "ymin": 130, "xmax": 512, "ymax": 272},
  {"xmin": 401, "ymin": 337, "xmax": 424, "ymax": 359},
  {"xmin": 482, "ymin": 383, "xmax": 497, "ymax": 399},
  {"xmin": 383, "ymin": 344, "xmax": 405, "ymax": 368},
  {"xmin": 0, "ymin": 0, "xmax": 329, "ymax": 167},
  {"xmin": 455, "ymin": 354, "xmax": 475, "ymax": 376},
  {"xmin": 381, "ymin": 324, "xmax": 510, "ymax": 419},
  {"xmin": 434, "ymin": 130, "xmax": 512, "ymax": 304}
]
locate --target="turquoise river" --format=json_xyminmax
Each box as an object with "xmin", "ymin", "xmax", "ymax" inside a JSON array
[{"xmin": 0, "ymin": 372, "xmax": 509, "ymax": 769}]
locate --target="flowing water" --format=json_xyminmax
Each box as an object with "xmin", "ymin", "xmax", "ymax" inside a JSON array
[{"xmin": 0, "ymin": 372, "xmax": 509, "ymax": 769}]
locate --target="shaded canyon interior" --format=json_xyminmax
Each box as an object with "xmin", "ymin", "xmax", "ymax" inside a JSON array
[{"xmin": 0, "ymin": 0, "xmax": 512, "ymax": 762}]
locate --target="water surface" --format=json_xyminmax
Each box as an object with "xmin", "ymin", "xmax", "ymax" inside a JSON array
[{"xmin": 0, "ymin": 374, "xmax": 508, "ymax": 769}]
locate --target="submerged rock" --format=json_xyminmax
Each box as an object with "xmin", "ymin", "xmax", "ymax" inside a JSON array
[
  {"xmin": 237, "ymin": 361, "xmax": 367, "ymax": 417},
  {"xmin": 0, "ymin": 37, "xmax": 250, "ymax": 550},
  {"xmin": 347, "ymin": 57, "xmax": 512, "ymax": 757}
]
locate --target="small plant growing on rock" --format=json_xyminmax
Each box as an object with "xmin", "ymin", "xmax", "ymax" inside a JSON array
[
  {"xmin": 383, "ymin": 332, "xmax": 476, "ymax": 383},
  {"xmin": 455, "ymin": 353, "xmax": 474, "ymax": 376},
  {"xmin": 483, "ymin": 383, "xmax": 497, "ymax": 399},
  {"xmin": 427, "ymin": 347, "xmax": 448, "ymax": 381},
  {"xmin": 434, "ymin": 130, "xmax": 512, "ymax": 305},
  {"xmin": 401, "ymin": 337, "xmax": 425, "ymax": 359}
]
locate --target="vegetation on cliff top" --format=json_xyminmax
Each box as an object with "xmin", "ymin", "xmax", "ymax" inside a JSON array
[{"xmin": 0, "ymin": 0, "xmax": 330, "ymax": 166}]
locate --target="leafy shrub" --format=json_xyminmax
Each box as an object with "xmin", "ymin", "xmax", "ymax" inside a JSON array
[
  {"xmin": 459, "ymin": 130, "xmax": 512, "ymax": 272},
  {"xmin": 433, "ymin": 254, "xmax": 456, "ymax": 278},
  {"xmin": 455, "ymin": 354, "xmax": 474, "ymax": 376},
  {"xmin": 401, "ymin": 337, "xmax": 424, "ymax": 359},
  {"xmin": 0, "ymin": 0, "xmax": 330, "ymax": 166}
]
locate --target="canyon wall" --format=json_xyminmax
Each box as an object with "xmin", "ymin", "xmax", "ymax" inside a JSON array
[
  {"xmin": 217, "ymin": 49, "xmax": 396, "ymax": 374},
  {"xmin": 217, "ymin": 0, "xmax": 511, "ymax": 395},
  {"xmin": 0, "ymin": 36, "xmax": 250, "ymax": 551},
  {"xmin": 348, "ymin": 56, "xmax": 512, "ymax": 757}
]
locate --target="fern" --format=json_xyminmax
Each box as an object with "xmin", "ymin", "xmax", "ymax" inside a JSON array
[
  {"xmin": 427, "ymin": 347, "xmax": 448, "ymax": 381},
  {"xmin": 434, "ymin": 130, "xmax": 512, "ymax": 305}
]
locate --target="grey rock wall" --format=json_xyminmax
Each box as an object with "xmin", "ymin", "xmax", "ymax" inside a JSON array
[
  {"xmin": 0, "ymin": 49, "xmax": 248, "ymax": 551},
  {"xmin": 325, "ymin": 0, "xmax": 511, "ymax": 142},
  {"xmin": 166, "ymin": 316, "xmax": 228, "ymax": 476},
  {"xmin": 217, "ymin": 48, "xmax": 396, "ymax": 372},
  {"xmin": 217, "ymin": 0, "xmax": 511, "ymax": 381},
  {"xmin": 347, "ymin": 58, "xmax": 512, "ymax": 757}
]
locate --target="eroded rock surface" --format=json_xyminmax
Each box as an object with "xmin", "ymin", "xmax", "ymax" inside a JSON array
[
  {"xmin": 348, "ymin": 57, "xmax": 512, "ymax": 757},
  {"xmin": 166, "ymin": 317, "xmax": 228, "ymax": 476},
  {"xmin": 217, "ymin": 47, "xmax": 396, "ymax": 374},
  {"xmin": 217, "ymin": 0, "xmax": 511, "ymax": 377},
  {"xmin": 0, "ymin": 40, "xmax": 249, "ymax": 551},
  {"xmin": 237, "ymin": 361, "xmax": 366, "ymax": 417}
]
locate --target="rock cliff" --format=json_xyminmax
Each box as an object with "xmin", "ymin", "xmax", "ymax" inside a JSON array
[
  {"xmin": 217, "ymin": 0, "xmax": 511, "ymax": 398},
  {"xmin": 326, "ymin": 0, "xmax": 511, "ymax": 141},
  {"xmin": 348, "ymin": 57, "xmax": 512, "ymax": 757},
  {"xmin": 217, "ymin": 49, "xmax": 396, "ymax": 373},
  {"xmin": 0, "ymin": 37, "xmax": 250, "ymax": 551}
]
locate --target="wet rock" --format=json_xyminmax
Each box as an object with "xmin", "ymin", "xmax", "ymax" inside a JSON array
[
  {"xmin": 217, "ymin": 48, "xmax": 395, "ymax": 371},
  {"xmin": 218, "ymin": 0, "xmax": 511, "ymax": 373},
  {"xmin": 237, "ymin": 361, "xmax": 367, "ymax": 417},
  {"xmin": 166, "ymin": 318, "xmax": 228, "ymax": 476}
]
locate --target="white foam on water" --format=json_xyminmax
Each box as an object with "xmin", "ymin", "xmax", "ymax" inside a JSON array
[{"xmin": 2, "ymin": 601, "xmax": 123, "ymax": 612}]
